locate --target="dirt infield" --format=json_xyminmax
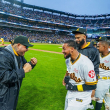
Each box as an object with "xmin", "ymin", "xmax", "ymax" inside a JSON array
[
  {"xmin": 0, "ymin": 44, "xmax": 8, "ymax": 46},
  {"xmin": 0, "ymin": 44, "xmax": 63, "ymax": 54},
  {"xmin": 29, "ymin": 48, "xmax": 62, "ymax": 54}
]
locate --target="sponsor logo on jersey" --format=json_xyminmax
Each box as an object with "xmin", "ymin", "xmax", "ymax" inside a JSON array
[
  {"xmin": 74, "ymin": 68, "xmax": 78, "ymax": 73},
  {"xmin": 104, "ymin": 60, "xmax": 109, "ymax": 63},
  {"xmin": 88, "ymin": 70, "xmax": 95, "ymax": 78}
]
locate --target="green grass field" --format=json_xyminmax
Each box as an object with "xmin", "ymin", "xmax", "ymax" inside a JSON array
[{"xmin": 0, "ymin": 43, "xmax": 105, "ymax": 110}]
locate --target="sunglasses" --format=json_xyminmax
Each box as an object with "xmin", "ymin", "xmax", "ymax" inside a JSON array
[
  {"xmin": 26, "ymin": 46, "xmax": 29, "ymax": 49},
  {"xmin": 25, "ymin": 46, "xmax": 29, "ymax": 49}
]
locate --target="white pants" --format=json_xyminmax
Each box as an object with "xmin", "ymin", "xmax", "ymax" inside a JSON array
[
  {"xmin": 66, "ymin": 106, "xmax": 87, "ymax": 110},
  {"xmin": 104, "ymin": 79, "xmax": 110, "ymax": 109},
  {"xmin": 64, "ymin": 91, "xmax": 91, "ymax": 110},
  {"xmin": 109, "ymin": 79, "xmax": 110, "ymax": 89},
  {"xmin": 64, "ymin": 98, "xmax": 87, "ymax": 110},
  {"xmin": 104, "ymin": 93, "xmax": 110, "ymax": 108},
  {"xmin": 95, "ymin": 79, "xmax": 109, "ymax": 103}
]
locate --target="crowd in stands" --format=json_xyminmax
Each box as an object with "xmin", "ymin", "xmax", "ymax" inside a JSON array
[
  {"xmin": 0, "ymin": 27, "xmax": 74, "ymax": 44},
  {"xmin": 0, "ymin": 16, "xmax": 71, "ymax": 31},
  {"xmin": 0, "ymin": 0, "xmax": 110, "ymax": 43},
  {"xmin": 0, "ymin": 0, "xmax": 110, "ymax": 28},
  {"xmin": 0, "ymin": 1, "xmax": 74, "ymax": 25},
  {"xmin": 100, "ymin": 31, "xmax": 110, "ymax": 37}
]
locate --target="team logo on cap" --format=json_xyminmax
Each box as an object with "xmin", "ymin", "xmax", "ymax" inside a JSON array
[
  {"xmin": 76, "ymin": 28, "xmax": 79, "ymax": 31},
  {"xmin": 88, "ymin": 70, "xmax": 95, "ymax": 78},
  {"xmin": 99, "ymin": 37, "xmax": 101, "ymax": 39}
]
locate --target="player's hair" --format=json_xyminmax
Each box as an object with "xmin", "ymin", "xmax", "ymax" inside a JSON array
[
  {"xmin": 100, "ymin": 41, "xmax": 109, "ymax": 47},
  {"xmin": 64, "ymin": 40, "xmax": 77, "ymax": 49}
]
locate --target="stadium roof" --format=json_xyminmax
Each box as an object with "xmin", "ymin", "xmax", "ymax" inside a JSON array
[{"xmin": 4, "ymin": 0, "xmax": 110, "ymax": 18}]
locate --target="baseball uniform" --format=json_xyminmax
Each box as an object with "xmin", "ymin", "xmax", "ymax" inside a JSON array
[
  {"xmin": 95, "ymin": 53, "xmax": 110, "ymax": 109},
  {"xmin": 64, "ymin": 53, "xmax": 97, "ymax": 110}
]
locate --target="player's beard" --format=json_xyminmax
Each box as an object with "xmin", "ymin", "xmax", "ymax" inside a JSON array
[
  {"xmin": 76, "ymin": 39, "xmax": 85, "ymax": 48},
  {"xmin": 64, "ymin": 53, "xmax": 71, "ymax": 59}
]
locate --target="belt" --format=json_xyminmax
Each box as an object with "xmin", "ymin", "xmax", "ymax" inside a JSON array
[{"xmin": 98, "ymin": 76, "xmax": 110, "ymax": 80}]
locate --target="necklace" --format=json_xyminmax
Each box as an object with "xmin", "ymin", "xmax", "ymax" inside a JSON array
[{"xmin": 71, "ymin": 53, "xmax": 80, "ymax": 63}]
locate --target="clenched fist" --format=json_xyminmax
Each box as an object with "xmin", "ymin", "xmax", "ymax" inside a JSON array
[
  {"xmin": 23, "ymin": 63, "xmax": 32, "ymax": 73},
  {"xmin": 31, "ymin": 57, "xmax": 37, "ymax": 65}
]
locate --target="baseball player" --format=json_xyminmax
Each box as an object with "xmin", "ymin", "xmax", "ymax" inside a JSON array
[
  {"xmin": 0, "ymin": 38, "xmax": 4, "ymax": 45},
  {"xmin": 97, "ymin": 36, "xmax": 108, "ymax": 42},
  {"xmin": 62, "ymin": 40, "xmax": 97, "ymax": 110},
  {"xmin": 72, "ymin": 28, "xmax": 100, "ymax": 109},
  {"xmin": 95, "ymin": 41, "xmax": 110, "ymax": 110}
]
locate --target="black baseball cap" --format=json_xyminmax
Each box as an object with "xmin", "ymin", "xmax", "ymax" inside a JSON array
[
  {"xmin": 91, "ymin": 39, "xmax": 97, "ymax": 45},
  {"xmin": 72, "ymin": 28, "xmax": 87, "ymax": 36},
  {"xmin": 14, "ymin": 35, "xmax": 33, "ymax": 47},
  {"xmin": 97, "ymin": 36, "xmax": 108, "ymax": 41}
]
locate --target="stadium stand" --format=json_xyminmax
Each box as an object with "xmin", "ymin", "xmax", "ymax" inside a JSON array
[{"xmin": 0, "ymin": 0, "xmax": 110, "ymax": 43}]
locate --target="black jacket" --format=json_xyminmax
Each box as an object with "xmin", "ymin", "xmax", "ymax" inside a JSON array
[
  {"xmin": 77, "ymin": 42, "xmax": 100, "ymax": 79},
  {"xmin": 0, "ymin": 46, "xmax": 31, "ymax": 110}
]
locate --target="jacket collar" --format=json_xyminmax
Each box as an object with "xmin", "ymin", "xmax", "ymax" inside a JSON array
[
  {"xmin": 5, "ymin": 44, "xmax": 19, "ymax": 56},
  {"xmin": 81, "ymin": 42, "xmax": 93, "ymax": 49}
]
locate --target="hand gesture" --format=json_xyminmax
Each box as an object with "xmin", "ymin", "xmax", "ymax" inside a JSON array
[
  {"xmin": 23, "ymin": 63, "xmax": 32, "ymax": 73},
  {"xmin": 64, "ymin": 76, "xmax": 70, "ymax": 84},
  {"xmin": 31, "ymin": 57, "xmax": 37, "ymax": 65}
]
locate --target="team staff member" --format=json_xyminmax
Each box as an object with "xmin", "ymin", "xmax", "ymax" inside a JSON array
[
  {"xmin": 62, "ymin": 40, "xmax": 97, "ymax": 110},
  {"xmin": 72, "ymin": 28, "xmax": 99, "ymax": 80},
  {"xmin": 72, "ymin": 28, "xmax": 100, "ymax": 109},
  {"xmin": 95, "ymin": 41, "xmax": 110, "ymax": 110},
  {"xmin": 0, "ymin": 35, "xmax": 37, "ymax": 110}
]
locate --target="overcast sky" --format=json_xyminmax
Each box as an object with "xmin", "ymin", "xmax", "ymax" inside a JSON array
[{"xmin": 19, "ymin": 0, "xmax": 110, "ymax": 15}]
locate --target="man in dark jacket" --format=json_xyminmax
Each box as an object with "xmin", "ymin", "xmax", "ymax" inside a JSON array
[
  {"xmin": 72, "ymin": 28, "xmax": 100, "ymax": 109},
  {"xmin": 0, "ymin": 35, "xmax": 37, "ymax": 110}
]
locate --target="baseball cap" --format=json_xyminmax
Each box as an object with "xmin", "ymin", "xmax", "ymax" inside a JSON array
[
  {"xmin": 97, "ymin": 36, "xmax": 108, "ymax": 41},
  {"xmin": 14, "ymin": 35, "xmax": 33, "ymax": 47},
  {"xmin": 72, "ymin": 28, "xmax": 87, "ymax": 36},
  {"xmin": 91, "ymin": 39, "xmax": 97, "ymax": 45}
]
